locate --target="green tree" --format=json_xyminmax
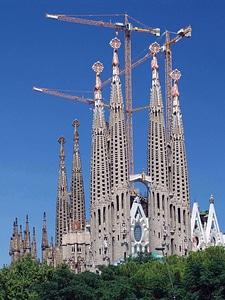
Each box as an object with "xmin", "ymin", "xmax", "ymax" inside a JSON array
[
  {"xmin": 0, "ymin": 254, "xmax": 54, "ymax": 300},
  {"xmin": 184, "ymin": 246, "xmax": 225, "ymax": 299},
  {"xmin": 33, "ymin": 267, "xmax": 101, "ymax": 300}
]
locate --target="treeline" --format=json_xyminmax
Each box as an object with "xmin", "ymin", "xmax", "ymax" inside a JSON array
[{"xmin": 1, "ymin": 246, "xmax": 225, "ymax": 299}]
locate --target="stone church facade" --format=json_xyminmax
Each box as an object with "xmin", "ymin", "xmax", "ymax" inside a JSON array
[{"xmin": 9, "ymin": 38, "xmax": 224, "ymax": 272}]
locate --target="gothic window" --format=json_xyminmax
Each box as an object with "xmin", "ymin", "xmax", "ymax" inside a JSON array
[
  {"xmin": 157, "ymin": 193, "xmax": 160, "ymax": 209},
  {"xmin": 183, "ymin": 210, "xmax": 186, "ymax": 225},
  {"xmin": 134, "ymin": 225, "xmax": 142, "ymax": 242},
  {"xmin": 211, "ymin": 237, "xmax": 216, "ymax": 246},
  {"xmin": 103, "ymin": 207, "xmax": 106, "ymax": 223},
  {"xmin": 195, "ymin": 236, "xmax": 199, "ymax": 245},
  {"xmin": 121, "ymin": 193, "xmax": 124, "ymax": 209},
  {"xmin": 116, "ymin": 195, "xmax": 119, "ymax": 211},
  {"xmin": 178, "ymin": 208, "xmax": 181, "ymax": 224},
  {"xmin": 162, "ymin": 195, "xmax": 165, "ymax": 210},
  {"xmin": 98, "ymin": 209, "xmax": 101, "ymax": 226}
]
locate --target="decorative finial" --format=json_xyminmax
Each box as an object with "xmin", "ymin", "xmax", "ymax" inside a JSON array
[
  {"xmin": 171, "ymin": 69, "xmax": 181, "ymax": 98},
  {"xmin": 92, "ymin": 61, "xmax": 103, "ymax": 101},
  {"xmin": 209, "ymin": 195, "xmax": 214, "ymax": 204},
  {"xmin": 92, "ymin": 61, "xmax": 104, "ymax": 74},
  {"xmin": 72, "ymin": 119, "xmax": 80, "ymax": 141},
  {"xmin": 149, "ymin": 42, "xmax": 160, "ymax": 55},
  {"xmin": 150, "ymin": 42, "xmax": 160, "ymax": 83},
  {"xmin": 110, "ymin": 38, "xmax": 121, "ymax": 78},
  {"xmin": 58, "ymin": 136, "xmax": 66, "ymax": 145},
  {"xmin": 73, "ymin": 119, "xmax": 80, "ymax": 128},
  {"xmin": 171, "ymin": 69, "xmax": 181, "ymax": 82},
  {"xmin": 58, "ymin": 136, "xmax": 66, "ymax": 158},
  {"xmin": 110, "ymin": 37, "xmax": 121, "ymax": 50}
]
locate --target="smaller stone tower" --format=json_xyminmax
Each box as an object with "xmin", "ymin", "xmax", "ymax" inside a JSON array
[
  {"xmin": 41, "ymin": 212, "xmax": 49, "ymax": 263},
  {"xmin": 9, "ymin": 216, "xmax": 36, "ymax": 263},
  {"xmin": 69, "ymin": 120, "xmax": 86, "ymax": 232},
  {"xmin": 9, "ymin": 218, "xmax": 20, "ymax": 262},
  {"xmin": 23, "ymin": 215, "xmax": 31, "ymax": 255},
  {"xmin": 60, "ymin": 120, "xmax": 90, "ymax": 273},
  {"xmin": 31, "ymin": 227, "xmax": 37, "ymax": 259},
  {"xmin": 55, "ymin": 136, "xmax": 69, "ymax": 247}
]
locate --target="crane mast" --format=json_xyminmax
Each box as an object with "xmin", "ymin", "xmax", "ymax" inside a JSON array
[
  {"xmin": 162, "ymin": 25, "xmax": 192, "ymax": 140},
  {"xmin": 124, "ymin": 14, "xmax": 134, "ymax": 176},
  {"xmin": 46, "ymin": 13, "xmax": 160, "ymax": 177},
  {"xmin": 165, "ymin": 30, "xmax": 173, "ymax": 141}
]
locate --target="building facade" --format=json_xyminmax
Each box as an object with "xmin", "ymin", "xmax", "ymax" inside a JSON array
[
  {"xmin": 191, "ymin": 195, "xmax": 224, "ymax": 251},
  {"xmin": 9, "ymin": 37, "xmax": 224, "ymax": 270}
]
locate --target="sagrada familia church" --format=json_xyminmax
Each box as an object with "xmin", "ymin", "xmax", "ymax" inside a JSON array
[{"xmin": 9, "ymin": 36, "xmax": 225, "ymax": 273}]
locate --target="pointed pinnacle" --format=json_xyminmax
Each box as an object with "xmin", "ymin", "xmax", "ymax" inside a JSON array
[
  {"xmin": 58, "ymin": 136, "xmax": 66, "ymax": 158},
  {"xmin": 72, "ymin": 119, "xmax": 80, "ymax": 141}
]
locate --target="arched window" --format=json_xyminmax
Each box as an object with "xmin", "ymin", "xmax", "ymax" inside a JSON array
[{"xmin": 134, "ymin": 225, "xmax": 142, "ymax": 242}]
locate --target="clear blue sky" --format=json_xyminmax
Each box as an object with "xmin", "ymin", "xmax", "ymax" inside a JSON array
[{"xmin": 1, "ymin": 0, "xmax": 225, "ymax": 267}]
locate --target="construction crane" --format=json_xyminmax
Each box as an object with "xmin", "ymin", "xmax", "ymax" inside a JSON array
[
  {"xmin": 45, "ymin": 13, "xmax": 160, "ymax": 177},
  {"xmin": 32, "ymin": 86, "xmax": 149, "ymax": 112},
  {"xmin": 102, "ymin": 50, "xmax": 153, "ymax": 87},
  {"xmin": 161, "ymin": 25, "xmax": 192, "ymax": 140},
  {"xmin": 32, "ymin": 86, "xmax": 96, "ymax": 105}
]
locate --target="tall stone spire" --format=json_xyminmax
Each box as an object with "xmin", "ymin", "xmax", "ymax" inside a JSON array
[
  {"xmin": 55, "ymin": 136, "xmax": 69, "ymax": 246},
  {"xmin": 90, "ymin": 61, "xmax": 111, "ymax": 266},
  {"xmin": 169, "ymin": 69, "xmax": 191, "ymax": 255},
  {"xmin": 9, "ymin": 218, "xmax": 20, "ymax": 262},
  {"xmin": 23, "ymin": 214, "xmax": 31, "ymax": 254},
  {"xmin": 70, "ymin": 120, "xmax": 86, "ymax": 232},
  {"xmin": 109, "ymin": 37, "xmax": 130, "ymax": 264},
  {"xmin": 31, "ymin": 227, "xmax": 37, "ymax": 259},
  {"xmin": 147, "ymin": 42, "xmax": 168, "ymax": 187},
  {"xmin": 147, "ymin": 42, "xmax": 169, "ymax": 254},
  {"xmin": 42, "ymin": 212, "xmax": 49, "ymax": 263}
]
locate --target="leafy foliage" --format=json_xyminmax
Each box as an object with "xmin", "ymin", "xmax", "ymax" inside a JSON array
[
  {"xmin": 0, "ymin": 254, "xmax": 54, "ymax": 300},
  {"xmin": 2, "ymin": 247, "xmax": 225, "ymax": 299},
  {"xmin": 184, "ymin": 247, "xmax": 225, "ymax": 299}
]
